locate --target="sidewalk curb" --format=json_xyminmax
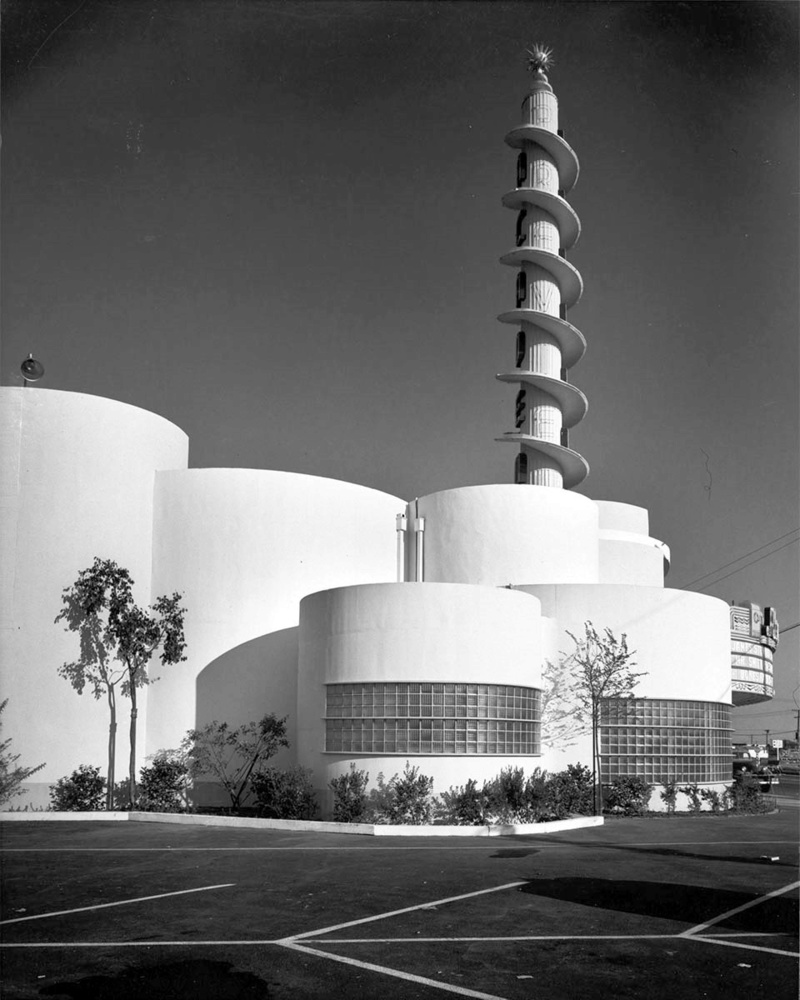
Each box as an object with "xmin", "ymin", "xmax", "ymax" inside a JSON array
[{"xmin": 0, "ymin": 811, "xmax": 604, "ymax": 836}]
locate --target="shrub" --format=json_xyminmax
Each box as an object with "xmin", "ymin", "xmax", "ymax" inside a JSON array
[
  {"xmin": 680, "ymin": 783, "xmax": 703, "ymax": 813},
  {"xmin": 329, "ymin": 764, "xmax": 370, "ymax": 823},
  {"xmin": 437, "ymin": 778, "xmax": 488, "ymax": 825},
  {"xmin": 373, "ymin": 762, "xmax": 434, "ymax": 825},
  {"xmin": 659, "ymin": 778, "xmax": 679, "ymax": 815},
  {"xmin": 604, "ymin": 775, "xmax": 652, "ymax": 816},
  {"xmin": 699, "ymin": 787, "xmax": 724, "ymax": 814},
  {"xmin": 50, "ymin": 765, "xmax": 106, "ymax": 811},
  {"xmin": 137, "ymin": 750, "xmax": 189, "ymax": 812},
  {"xmin": 545, "ymin": 763, "xmax": 594, "ymax": 819},
  {"xmin": 250, "ymin": 767, "xmax": 317, "ymax": 820},
  {"xmin": 439, "ymin": 765, "xmax": 595, "ymax": 827},
  {"xmin": 725, "ymin": 771, "xmax": 773, "ymax": 814},
  {"xmin": 483, "ymin": 766, "xmax": 533, "ymax": 823}
]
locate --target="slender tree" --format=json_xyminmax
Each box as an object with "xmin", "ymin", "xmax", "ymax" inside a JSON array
[
  {"xmin": 0, "ymin": 700, "xmax": 46, "ymax": 806},
  {"xmin": 561, "ymin": 622, "xmax": 646, "ymax": 815},
  {"xmin": 56, "ymin": 558, "xmax": 187, "ymax": 808},
  {"xmin": 182, "ymin": 714, "xmax": 289, "ymax": 813}
]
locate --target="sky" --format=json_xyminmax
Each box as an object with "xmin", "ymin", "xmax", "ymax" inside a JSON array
[{"xmin": 2, "ymin": 0, "xmax": 798, "ymax": 744}]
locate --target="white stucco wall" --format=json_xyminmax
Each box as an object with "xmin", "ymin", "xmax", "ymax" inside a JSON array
[
  {"xmin": 409, "ymin": 485, "xmax": 600, "ymax": 586},
  {"xmin": 146, "ymin": 470, "xmax": 404, "ymax": 755},
  {"xmin": 518, "ymin": 583, "xmax": 732, "ymax": 773},
  {"xmin": 0, "ymin": 388, "xmax": 188, "ymax": 807},
  {"xmin": 594, "ymin": 501, "xmax": 667, "ymax": 586},
  {"xmin": 297, "ymin": 582, "xmax": 546, "ymax": 815}
]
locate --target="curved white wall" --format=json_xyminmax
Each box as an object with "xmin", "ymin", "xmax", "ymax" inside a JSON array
[
  {"xmin": 147, "ymin": 471, "xmax": 404, "ymax": 754},
  {"xmin": 297, "ymin": 582, "xmax": 546, "ymax": 814},
  {"xmin": 410, "ymin": 485, "xmax": 599, "ymax": 586},
  {"xmin": 0, "ymin": 388, "xmax": 188, "ymax": 805},
  {"xmin": 520, "ymin": 584, "xmax": 731, "ymax": 703},
  {"xmin": 519, "ymin": 582, "xmax": 731, "ymax": 773},
  {"xmin": 595, "ymin": 501, "xmax": 667, "ymax": 586}
]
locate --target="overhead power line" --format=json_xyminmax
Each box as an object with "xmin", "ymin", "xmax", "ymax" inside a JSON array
[
  {"xmin": 693, "ymin": 537, "xmax": 799, "ymax": 593},
  {"xmin": 679, "ymin": 528, "xmax": 799, "ymax": 591}
]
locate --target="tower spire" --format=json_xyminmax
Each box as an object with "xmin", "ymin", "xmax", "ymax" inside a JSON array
[{"xmin": 496, "ymin": 48, "xmax": 588, "ymax": 489}]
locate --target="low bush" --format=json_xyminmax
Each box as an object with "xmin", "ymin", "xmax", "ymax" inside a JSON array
[
  {"xmin": 604, "ymin": 775, "xmax": 652, "ymax": 816},
  {"xmin": 329, "ymin": 764, "xmax": 370, "ymax": 823},
  {"xmin": 725, "ymin": 771, "xmax": 773, "ymax": 814},
  {"xmin": 437, "ymin": 778, "xmax": 488, "ymax": 825},
  {"xmin": 699, "ymin": 787, "xmax": 724, "ymax": 814},
  {"xmin": 680, "ymin": 783, "xmax": 703, "ymax": 813},
  {"xmin": 50, "ymin": 764, "xmax": 106, "ymax": 811},
  {"xmin": 437, "ymin": 764, "xmax": 595, "ymax": 826},
  {"xmin": 137, "ymin": 750, "xmax": 189, "ymax": 813},
  {"xmin": 250, "ymin": 766, "xmax": 317, "ymax": 820},
  {"xmin": 487, "ymin": 766, "xmax": 530, "ymax": 822},
  {"xmin": 371, "ymin": 762, "xmax": 434, "ymax": 825},
  {"xmin": 659, "ymin": 778, "xmax": 679, "ymax": 815},
  {"xmin": 545, "ymin": 763, "xmax": 594, "ymax": 819}
]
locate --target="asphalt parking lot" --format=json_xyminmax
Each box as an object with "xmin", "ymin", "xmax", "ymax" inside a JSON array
[{"xmin": 1, "ymin": 809, "xmax": 798, "ymax": 999}]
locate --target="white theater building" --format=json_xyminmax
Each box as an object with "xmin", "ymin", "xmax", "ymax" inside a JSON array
[{"xmin": 0, "ymin": 55, "xmax": 776, "ymax": 814}]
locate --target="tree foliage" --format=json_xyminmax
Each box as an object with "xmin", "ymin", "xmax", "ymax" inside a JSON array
[
  {"xmin": 55, "ymin": 558, "xmax": 187, "ymax": 808},
  {"xmin": 0, "ymin": 700, "xmax": 45, "ymax": 805},
  {"xmin": 50, "ymin": 764, "xmax": 106, "ymax": 811},
  {"xmin": 250, "ymin": 766, "xmax": 317, "ymax": 820},
  {"xmin": 329, "ymin": 764, "xmax": 370, "ymax": 823},
  {"xmin": 181, "ymin": 714, "xmax": 289, "ymax": 813},
  {"xmin": 556, "ymin": 622, "xmax": 646, "ymax": 814},
  {"xmin": 137, "ymin": 749, "xmax": 189, "ymax": 813}
]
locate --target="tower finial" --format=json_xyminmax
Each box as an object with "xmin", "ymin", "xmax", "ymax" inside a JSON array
[{"xmin": 526, "ymin": 44, "xmax": 554, "ymax": 81}]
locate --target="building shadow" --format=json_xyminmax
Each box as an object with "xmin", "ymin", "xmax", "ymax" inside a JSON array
[{"xmin": 518, "ymin": 877, "xmax": 798, "ymax": 932}]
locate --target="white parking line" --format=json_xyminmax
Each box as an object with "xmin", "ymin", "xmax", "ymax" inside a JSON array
[
  {"xmin": 282, "ymin": 881, "xmax": 527, "ymax": 942},
  {"xmin": 680, "ymin": 880, "xmax": 800, "ymax": 938},
  {"xmin": 0, "ymin": 883, "xmax": 235, "ymax": 925},
  {"xmin": 282, "ymin": 939, "xmax": 510, "ymax": 1000},
  {"xmin": 686, "ymin": 937, "xmax": 799, "ymax": 958},
  {"xmin": 314, "ymin": 932, "xmax": 784, "ymax": 943}
]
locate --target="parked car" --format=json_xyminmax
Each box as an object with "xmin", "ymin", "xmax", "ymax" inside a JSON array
[{"xmin": 732, "ymin": 756, "xmax": 779, "ymax": 791}]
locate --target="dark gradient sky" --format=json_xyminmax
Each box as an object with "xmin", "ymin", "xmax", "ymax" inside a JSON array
[{"xmin": 2, "ymin": 1, "xmax": 798, "ymax": 741}]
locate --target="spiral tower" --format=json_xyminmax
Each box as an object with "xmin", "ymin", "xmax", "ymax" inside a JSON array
[{"xmin": 496, "ymin": 48, "xmax": 589, "ymax": 489}]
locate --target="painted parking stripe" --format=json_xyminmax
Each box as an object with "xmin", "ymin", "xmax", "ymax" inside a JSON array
[
  {"xmin": 680, "ymin": 880, "xmax": 800, "ymax": 937},
  {"xmin": 686, "ymin": 937, "xmax": 799, "ymax": 958},
  {"xmin": 282, "ymin": 939, "xmax": 510, "ymax": 1000},
  {"xmin": 282, "ymin": 881, "xmax": 528, "ymax": 942},
  {"xmin": 0, "ymin": 883, "xmax": 235, "ymax": 925},
  {"xmin": 0, "ymin": 931, "xmax": 787, "ymax": 949},
  {"xmin": 313, "ymin": 932, "xmax": 784, "ymax": 943}
]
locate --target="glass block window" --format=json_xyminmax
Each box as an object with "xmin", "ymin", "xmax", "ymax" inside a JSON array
[
  {"xmin": 325, "ymin": 682, "xmax": 541, "ymax": 755},
  {"xmin": 600, "ymin": 699, "xmax": 732, "ymax": 783}
]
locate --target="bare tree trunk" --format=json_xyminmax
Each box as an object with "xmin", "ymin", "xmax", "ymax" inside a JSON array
[
  {"xmin": 591, "ymin": 709, "xmax": 601, "ymax": 815},
  {"xmin": 106, "ymin": 685, "xmax": 117, "ymax": 811},
  {"xmin": 128, "ymin": 673, "xmax": 137, "ymax": 809}
]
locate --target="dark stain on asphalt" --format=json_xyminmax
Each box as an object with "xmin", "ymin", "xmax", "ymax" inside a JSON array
[{"xmin": 40, "ymin": 959, "xmax": 272, "ymax": 999}]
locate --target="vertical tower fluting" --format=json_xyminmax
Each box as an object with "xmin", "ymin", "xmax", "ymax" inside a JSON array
[{"xmin": 496, "ymin": 47, "xmax": 589, "ymax": 489}]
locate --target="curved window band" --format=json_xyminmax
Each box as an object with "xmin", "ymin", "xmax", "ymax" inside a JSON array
[
  {"xmin": 325, "ymin": 682, "xmax": 541, "ymax": 755},
  {"xmin": 600, "ymin": 698, "xmax": 731, "ymax": 783}
]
